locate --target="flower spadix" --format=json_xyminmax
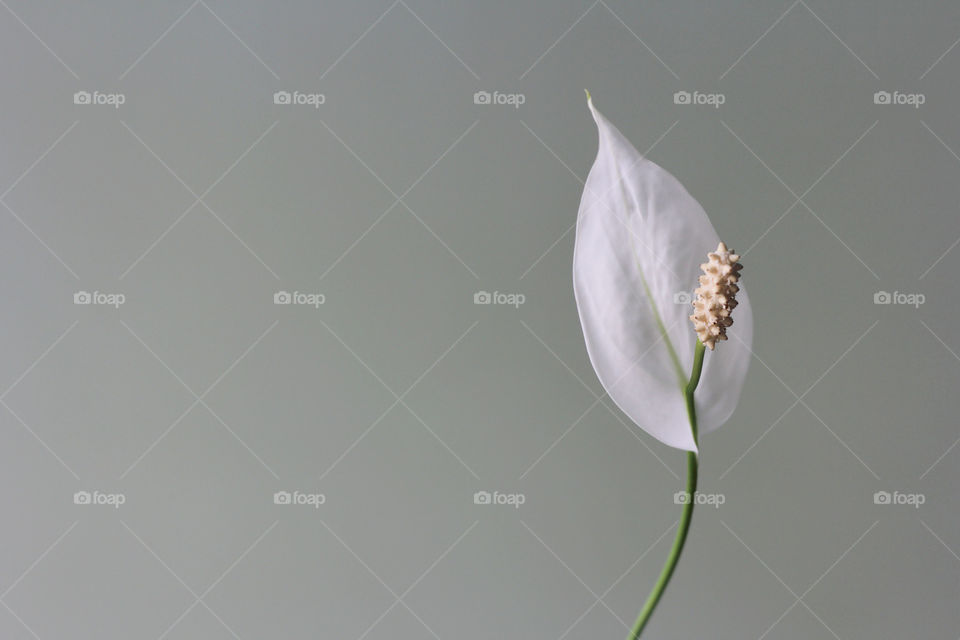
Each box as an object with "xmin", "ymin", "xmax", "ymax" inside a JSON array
[
  {"xmin": 573, "ymin": 98, "xmax": 753, "ymax": 452},
  {"xmin": 691, "ymin": 242, "xmax": 743, "ymax": 351}
]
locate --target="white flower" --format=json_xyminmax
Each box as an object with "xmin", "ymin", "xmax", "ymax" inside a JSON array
[{"xmin": 573, "ymin": 98, "xmax": 753, "ymax": 452}]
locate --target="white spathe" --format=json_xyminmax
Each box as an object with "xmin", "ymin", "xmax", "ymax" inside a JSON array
[{"xmin": 573, "ymin": 98, "xmax": 753, "ymax": 452}]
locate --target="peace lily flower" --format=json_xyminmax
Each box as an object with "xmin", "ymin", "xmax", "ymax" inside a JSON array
[
  {"xmin": 573, "ymin": 94, "xmax": 753, "ymax": 638},
  {"xmin": 573, "ymin": 94, "xmax": 753, "ymax": 452}
]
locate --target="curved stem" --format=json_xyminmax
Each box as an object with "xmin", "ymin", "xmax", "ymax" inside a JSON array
[{"xmin": 627, "ymin": 340, "xmax": 706, "ymax": 639}]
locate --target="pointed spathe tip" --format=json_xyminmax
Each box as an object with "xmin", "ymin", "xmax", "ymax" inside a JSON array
[{"xmin": 585, "ymin": 90, "xmax": 602, "ymax": 127}]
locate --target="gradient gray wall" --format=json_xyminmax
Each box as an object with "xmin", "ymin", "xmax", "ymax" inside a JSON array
[{"xmin": 1, "ymin": 1, "xmax": 958, "ymax": 638}]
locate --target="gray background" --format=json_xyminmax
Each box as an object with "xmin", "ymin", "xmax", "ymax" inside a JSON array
[{"xmin": 0, "ymin": 1, "xmax": 958, "ymax": 638}]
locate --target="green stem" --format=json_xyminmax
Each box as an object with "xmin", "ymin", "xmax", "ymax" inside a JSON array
[{"xmin": 627, "ymin": 340, "xmax": 706, "ymax": 639}]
